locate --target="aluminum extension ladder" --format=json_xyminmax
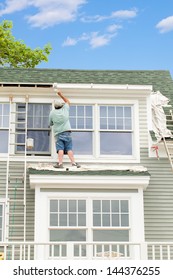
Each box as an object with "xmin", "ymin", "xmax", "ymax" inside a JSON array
[{"xmin": 5, "ymin": 96, "xmax": 28, "ymax": 243}]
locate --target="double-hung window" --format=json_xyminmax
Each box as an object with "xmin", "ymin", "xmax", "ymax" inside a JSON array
[
  {"xmin": 49, "ymin": 199, "xmax": 87, "ymax": 257},
  {"xmin": 0, "ymin": 103, "xmax": 10, "ymax": 153},
  {"xmin": 70, "ymin": 105, "xmax": 93, "ymax": 155},
  {"xmin": 16, "ymin": 103, "xmax": 51, "ymax": 155},
  {"xmin": 99, "ymin": 105, "xmax": 133, "ymax": 155},
  {"xmin": 49, "ymin": 198, "xmax": 129, "ymax": 258}
]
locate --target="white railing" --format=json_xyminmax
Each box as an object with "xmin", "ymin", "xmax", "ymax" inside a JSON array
[{"xmin": 0, "ymin": 241, "xmax": 173, "ymax": 260}]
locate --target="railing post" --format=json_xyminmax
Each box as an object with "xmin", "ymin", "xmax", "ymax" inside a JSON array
[{"xmin": 140, "ymin": 242, "xmax": 148, "ymax": 260}]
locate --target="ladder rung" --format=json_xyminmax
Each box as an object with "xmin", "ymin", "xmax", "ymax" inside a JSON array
[
  {"xmin": 11, "ymin": 111, "xmax": 26, "ymax": 114},
  {"xmin": 7, "ymin": 225, "xmax": 24, "ymax": 228},
  {"xmin": 11, "ymin": 121, "xmax": 26, "ymax": 124},
  {"xmin": 8, "ymin": 188, "xmax": 24, "ymax": 191},
  {"xmin": 6, "ymin": 237, "xmax": 24, "ymax": 240},
  {"xmin": 9, "ymin": 143, "xmax": 26, "ymax": 146},
  {"xmin": 7, "ymin": 212, "xmax": 24, "ymax": 215},
  {"xmin": 9, "ymin": 154, "xmax": 25, "ymax": 156},
  {"xmin": 8, "ymin": 199, "xmax": 24, "ymax": 202},
  {"xmin": 9, "ymin": 175, "xmax": 24, "ymax": 179},
  {"xmin": 10, "ymin": 132, "xmax": 26, "ymax": 135}
]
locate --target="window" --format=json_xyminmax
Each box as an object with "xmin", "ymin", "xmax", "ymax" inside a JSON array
[
  {"xmin": 0, "ymin": 203, "xmax": 4, "ymax": 241},
  {"xmin": 16, "ymin": 103, "xmax": 51, "ymax": 155},
  {"xmin": 93, "ymin": 200, "xmax": 129, "ymax": 241},
  {"xmin": 70, "ymin": 105, "xmax": 93, "ymax": 155},
  {"xmin": 49, "ymin": 198, "xmax": 129, "ymax": 258},
  {"xmin": 99, "ymin": 105, "xmax": 133, "ymax": 155},
  {"xmin": 0, "ymin": 103, "xmax": 10, "ymax": 153},
  {"xmin": 49, "ymin": 199, "xmax": 87, "ymax": 257}
]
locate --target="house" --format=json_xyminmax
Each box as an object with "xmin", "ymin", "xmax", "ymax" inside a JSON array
[{"xmin": 0, "ymin": 68, "xmax": 173, "ymax": 260}]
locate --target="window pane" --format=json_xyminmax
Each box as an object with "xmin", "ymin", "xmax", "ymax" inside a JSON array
[
  {"xmin": 86, "ymin": 118, "xmax": 92, "ymax": 129},
  {"xmin": 93, "ymin": 230, "xmax": 129, "ymax": 241},
  {"xmin": 60, "ymin": 200, "xmax": 67, "ymax": 212},
  {"xmin": 108, "ymin": 118, "xmax": 115, "ymax": 130},
  {"xmin": 125, "ymin": 118, "xmax": 132, "ymax": 130},
  {"xmin": 86, "ymin": 106, "xmax": 92, "ymax": 117},
  {"xmin": 78, "ymin": 214, "xmax": 86, "ymax": 226},
  {"xmin": 121, "ymin": 201, "xmax": 129, "ymax": 212},
  {"xmin": 124, "ymin": 107, "xmax": 131, "ymax": 117},
  {"xmin": 116, "ymin": 118, "xmax": 124, "ymax": 129},
  {"xmin": 3, "ymin": 116, "xmax": 9, "ymax": 127},
  {"xmin": 108, "ymin": 106, "xmax": 115, "ymax": 117},
  {"xmin": 111, "ymin": 201, "xmax": 119, "ymax": 212},
  {"xmin": 116, "ymin": 107, "xmax": 123, "ymax": 117},
  {"xmin": 27, "ymin": 131, "xmax": 50, "ymax": 152},
  {"xmin": 4, "ymin": 104, "xmax": 10, "ymax": 115},
  {"xmin": 50, "ymin": 230, "xmax": 86, "ymax": 241},
  {"xmin": 69, "ymin": 214, "xmax": 76, "ymax": 226},
  {"xmin": 0, "ymin": 131, "xmax": 8, "ymax": 153},
  {"xmin": 103, "ymin": 214, "xmax": 110, "ymax": 226},
  {"xmin": 69, "ymin": 200, "xmax": 76, "ymax": 212},
  {"xmin": 100, "ymin": 118, "xmax": 107, "ymax": 129},
  {"xmin": 77, "ymin": 118, "xmax": 84, "ymax": 129},
  {"xmin": 93, "ymin": 201, "xmax": 101, "ymax": 212},
  {"xmin": 78, "ymin": 200, "xmax": 86, "ymax": 212},
  {"xmin": 100, "ymin": 106, "xmax": 107, "ymax": 117},
  {"xmin": 121, "ymin": 214, "xmax": 129, "ymax": 227},
  {"xmin": 102, "ymin": 200, "xmax": 110, "ymax": 212},
  {"xmin": 50, "ymin": 214, "xmax": 58, "ymax": 226},
  {"xmin": 100, "ymin": 132, "xmax": 132, "ymax": 155},
  {"xmin": 59, "ymin": 214, "xmax": 67, "ymax": 226},
  {"xmin": 112, "ymin": 214, "xmax": 120, "ymax": 226},
  {"xmin": 93, "ymin": 214, "xmax": 101, "ymax": 226},
  {"xmin": 50, "ymin": 200, "xmax": 58, "ymax": 212},
  {"xmin": 72, "ymin": 132, "xmax": 92, "ymax": 155},
  {"xmin": 77, "ymin": 106, "xmax": 84, "ymax": 117},
  {"xmin": 0, "ymin": 205, "xmax": 2, "ymax": 216}
]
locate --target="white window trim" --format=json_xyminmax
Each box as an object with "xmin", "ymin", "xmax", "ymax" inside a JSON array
[
  {"xmin": 34, "ymin": 187, "xmax": 147, "ymax": 259},
  {"xmin": 0, "ymin": 84, "xmax": 151, "ymax": 163},
  {"xmin": 0, "ymin": 199, "xmax": 7, "ymax": 242}
]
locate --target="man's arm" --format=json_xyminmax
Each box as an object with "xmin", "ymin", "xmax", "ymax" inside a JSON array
[{"xmin": 57, "ymin": 91, "xmax": 70, "ymax": 105}]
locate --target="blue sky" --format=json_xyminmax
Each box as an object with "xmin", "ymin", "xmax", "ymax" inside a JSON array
[{"xmin": 0, "ymin": 0, "xmax": 173, "ymax": 76}]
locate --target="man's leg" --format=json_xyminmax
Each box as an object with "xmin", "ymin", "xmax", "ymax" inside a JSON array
[
  {"xmin": 67, "ymin": 150, "xmax": 81, "ymax": 167},
  {"xmin": 67, "ymin": 150, "xmax": 75, "ymax": 163},
  {"xmin": 58, "ymin": 150, "xmax": 64, "ymax": 165}
]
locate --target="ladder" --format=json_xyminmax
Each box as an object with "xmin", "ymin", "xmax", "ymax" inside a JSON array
[
  {"xmin": 5, "ymin": 96, "xmax": 28, "ymax": 244},
  {"xmin": 162, "ymin": 108, "xmax": 173, "ymax": 171}
]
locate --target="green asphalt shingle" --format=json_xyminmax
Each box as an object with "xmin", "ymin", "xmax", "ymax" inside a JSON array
[
  {"xmin": 0, "ymin": 68, "xmax": 173, "ymax": 103},
  {"xmin": 28, "ymin": 167, "xmax": 150, "ymax": 176}
]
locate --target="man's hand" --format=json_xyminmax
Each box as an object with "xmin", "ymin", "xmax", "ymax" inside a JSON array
[{"xmin": 57, "ymin": 91, "xmax": 70, "ymax": 105}]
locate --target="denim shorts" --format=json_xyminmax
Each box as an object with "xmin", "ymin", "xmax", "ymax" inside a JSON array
[{"xmin": 55, "ymin": 131, "xmax": 72, "ymax": 153}]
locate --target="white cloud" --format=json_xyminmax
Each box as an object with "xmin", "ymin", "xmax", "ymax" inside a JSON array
[
  {"xmin": 0, "ymin": 0, "xmax": 87, "ymax": 28},
  {"xmin": 156, "ymin": 16, "xmax": 173, "ymax": 33},
  {"xmin": 111, "ymin": 9, "xmax": 137, "ymax": 19},
  {"xmin": 81, "ymin": 8, "xmax": 137, "ymax": 23},
  {"xmin": 0, "ymin": 0, "xmax": 29, "ymax": 16},
  {"xmin": 89, "ymin": 32, "xmax": 115, "ymax": 49},
  {"xmin": 107, "ymin": 24, "xmax": 122, "ymax": 33},
  {"xmin": 62, "ymin": 30, "xmax": 117, "ymax": 49},
  {"xmin": 62, "ymin": 36, "xmax": 77, "ymax": 46}
]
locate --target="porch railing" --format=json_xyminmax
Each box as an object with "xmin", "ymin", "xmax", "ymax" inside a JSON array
[{"xmin": 0, "ymin": 241, "xmax": 173, "ymax": 260}]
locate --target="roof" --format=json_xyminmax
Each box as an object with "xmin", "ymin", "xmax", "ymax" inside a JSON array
[
  {"xmin": 28, "ymin": 164, "xmax": 150, "ymax": 176},
  {"xmin": 0, "ymin": 68, "xmax": 173, "ymax": 104}
]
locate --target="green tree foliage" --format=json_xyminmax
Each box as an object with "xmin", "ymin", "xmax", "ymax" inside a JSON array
[{"xmin": 0, "ymin": 20, "xmax": 52, "ymax": 68}]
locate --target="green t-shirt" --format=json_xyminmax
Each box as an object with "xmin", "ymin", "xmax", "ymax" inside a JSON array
[{"xmin": 49, "ymin": 103, "xmax": 71, "ymax": 135}]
